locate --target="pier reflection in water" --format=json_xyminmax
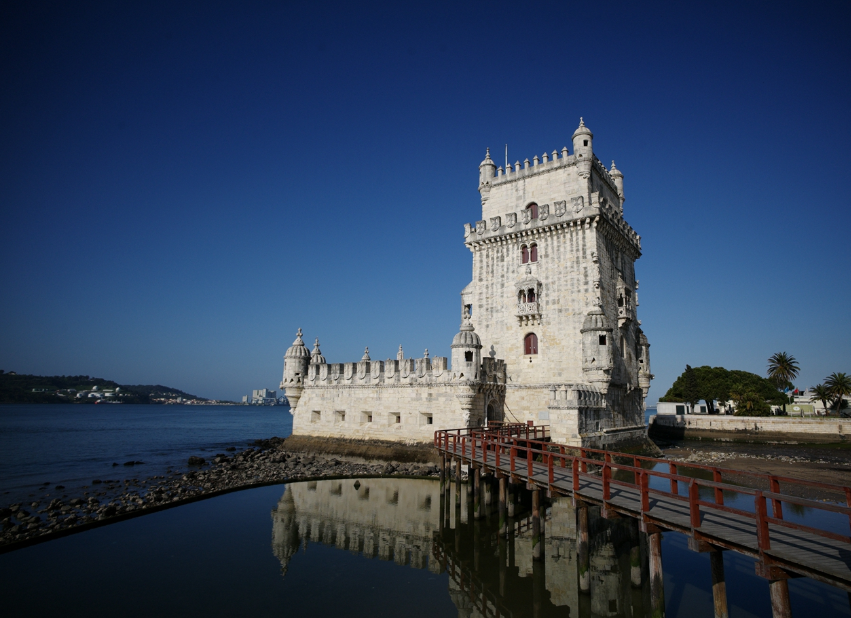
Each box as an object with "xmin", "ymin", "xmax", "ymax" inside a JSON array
[{"xmin": 272, "ymin": 478, "xmax": 851, "ymax": 618}]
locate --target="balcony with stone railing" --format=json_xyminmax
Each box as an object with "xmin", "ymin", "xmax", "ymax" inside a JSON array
[{"xmin": 516, "ymin": 301, "xmax": 541, "ymax": 325}]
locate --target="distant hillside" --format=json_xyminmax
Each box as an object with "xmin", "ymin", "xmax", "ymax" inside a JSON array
[{"xmin": 0, "ymin": 371, "xmax": 207, "ymax": 404}]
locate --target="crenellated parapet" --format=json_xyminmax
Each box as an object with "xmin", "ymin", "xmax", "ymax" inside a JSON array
[
  {"xmin": 490, "ymin": 146, "xmax": 575, "ymax": 186},
  {"xmin": 464, "ymin": 195, "xmax": 641, "ymax": 255}
]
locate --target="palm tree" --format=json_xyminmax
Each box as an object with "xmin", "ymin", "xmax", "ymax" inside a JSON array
[
  {"xmin": 767, "ymin": 352, "xmax": 800, "ymax": 414},
  {"xmin": 813, "ymin": 384, "xmax": 832, "ymax": 416},
  {"xmin": 825, "ymin": 373, "xmax": 851, "ymax": 415}
]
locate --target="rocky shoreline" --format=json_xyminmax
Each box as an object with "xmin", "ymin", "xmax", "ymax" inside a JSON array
[{"xmin": 0, "ymin": 437, "xmax": 440, "ymax": 552}]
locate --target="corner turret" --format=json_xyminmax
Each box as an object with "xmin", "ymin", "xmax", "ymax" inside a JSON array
[
  {"xmin": 451, "ymin": 305, "xmax": 482, "ymax": 379},
  {"xmin": 572, "ymin": 118, "xmax": 593, "ymax": 179},
  {"xmin": 610, "ymin": 160, "xmax": 624, "ymax": 211},
  {"xmin": 478, "ymin": 148, "xmax": 496, "ymax": 205},
  {"xmin": 580, "ymin": 308, "xmax": 613, "ymax": 395},
  {"xmin": 281, "ymin": 328, "xmax": 310, "ymax": 411}
]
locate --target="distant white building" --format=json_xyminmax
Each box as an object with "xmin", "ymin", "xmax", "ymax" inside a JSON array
[{"xmin": 251, "ymin": 389, "xmax": 278, "ymax": 405}]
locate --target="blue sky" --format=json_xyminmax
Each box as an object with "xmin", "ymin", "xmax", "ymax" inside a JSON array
[{"xmin": 1, "ymin": 1, "xmax": 849, "ymax": 402}]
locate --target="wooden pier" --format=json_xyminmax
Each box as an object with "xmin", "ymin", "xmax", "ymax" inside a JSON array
[{"xmin": 435, "ymin": 423, "xmax": 851, "ymax": 618}]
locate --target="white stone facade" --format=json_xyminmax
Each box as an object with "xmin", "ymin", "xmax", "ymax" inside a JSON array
[{"xmin": 283, "ymin": 119, "xmax": 652, "ymax": 446}]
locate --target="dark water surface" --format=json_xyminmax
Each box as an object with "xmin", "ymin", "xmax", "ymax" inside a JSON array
[
  {"xmin": 2, "ymin": 477, "xmax": 849, "ymax": 617},
  {"xmin": 0, "ymin": 404, "xmax": 292, "ymax": 504}
]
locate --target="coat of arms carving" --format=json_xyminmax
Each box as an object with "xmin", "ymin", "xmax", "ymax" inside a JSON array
[
  {"xmin": 490, "ymin": 216, "xmax": 501, "ymax": 232},
  {"xmin": 554, "ymin": 201, "xmax": 566, "ymax": 217},
  {"xmin": 539, "ymin": 204, "xmax": 549, "ymax": 220},
  {"xmin": 571, "ymin": 196, "xmax": 584, "ymax": 213},
  {"xmin": 507, "ymin": 213, "xmax": 517, "ymax": 228}
]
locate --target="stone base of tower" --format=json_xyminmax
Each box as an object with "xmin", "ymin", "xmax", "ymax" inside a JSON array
[{"xmin": 506, "ymin": 384, "xmax": 652, "ymax": 451}]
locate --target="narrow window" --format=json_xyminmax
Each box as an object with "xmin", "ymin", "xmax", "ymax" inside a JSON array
[
  {"xmin": 426, "ymin": 415, "xmax": 433, "ymax": 425},
  {"xmin": 620, "ymin": 336, "xmax": 625, "ymax": 358},
  {"xmin": 583, "ymin": 140, "xmax": 588, "ymax": 146},
  {"xmin": 529, "ymin": 243, "xmax": 538, "ymax": 262},
  {"xmin": 464, "ymin": 351, "xmax": 473, "ymax": 362},
  {"xmin": 520, "ymin": 290, "xmax": 527, "ymax": 303},
  {"xmin": 527, "ymin": 288, "xmax": 536, "ymax": 302},
  {"xmin": 527, "ymin": 203, "xmax": 538, "ymax": 219},
  {"xmin": 617, "ymin": 295, "xmax": 624, "ymax": 307},
  {"xmin": 598, "ymin": 335, "xmax": 606, "ymax": 346},
  {"xmin": 521, "ymin": 245, "xmax": 529, "ymax": 264},
  {"xmin": 465, "ymin": 304, "xmax": 472, "ymax": 317},
  {"xmin": 524, "ymin": 333, "xmax": 538, "ymax": 355}
]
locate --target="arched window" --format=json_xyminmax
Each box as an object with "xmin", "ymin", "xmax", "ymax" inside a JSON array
[
  {"xmin": 524, "ymin": 333, "xmax": 538, "ymax": 355},
  {"xmin": 526, "ymin": 203, "xmax": 538, "ymax": 219},
  {"xmin": 521, "ymin": 245, "xmax": 529, "ymax": 264},
  {"xmin": 527, "ymin": 288, "xmax": 536, "ymax": 302},
  {"xmin": 529, "ymin": 243, "xmax": 538, "ymax": 262},
  {"xmin": 519, "ymin": 290, "xmax": 527, "ymax": 303}
]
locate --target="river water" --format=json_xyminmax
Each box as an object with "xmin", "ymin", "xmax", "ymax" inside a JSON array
[
  {"xmin": 0, "ymin": 404, "xmax": 292, "ymax": 505},
  {"xmin": 1, "ymin": 477, "xmax": 849, "ymax": 617}
]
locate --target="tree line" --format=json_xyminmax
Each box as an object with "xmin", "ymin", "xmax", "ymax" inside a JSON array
[{"xmin": 659, "ymin": 354, "xmax": 849, "ymax": 417}]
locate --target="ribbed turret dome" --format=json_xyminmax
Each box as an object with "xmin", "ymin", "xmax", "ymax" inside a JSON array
[
  {"xmin": 572, "ymin": 117, "xmax": 593, "ymax": 139},
  {"xmin": 580, "ymin": 308, "xmax": 612, "ymax": 333},
  {"xmin": 609, "ymin": 160, "xmax": 623, "ymax": 178},
  {"xmin": 284, "ymin": 328, "xmax": 310, "ymax": 359},
  {"xmin": 452, "ymin": 320, "xmax": 482, "ymax": 349},
  {"xmin": 310, "ymin": 338, "xmax": 326, "ymax": 364},
  {"xmin": 479, "ymin": 147, "xmax": 495, "ymax": 168}
]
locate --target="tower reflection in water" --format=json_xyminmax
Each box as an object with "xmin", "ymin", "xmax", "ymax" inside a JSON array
[{"xmin": 271, "ymin": 477, "xmax": 653, "ymax": 617}]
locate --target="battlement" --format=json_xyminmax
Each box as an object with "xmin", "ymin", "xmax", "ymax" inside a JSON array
[
  {"xmin": 490, "ymin": 146, "xmax": 575, "ymax": 185},
  {"xmin": 304, "ymin": 349, "xmax": 505, "ymax": 387},
  {"xmin": 464, "ymin": 192, "xmax": 641, "ymax": 253}
]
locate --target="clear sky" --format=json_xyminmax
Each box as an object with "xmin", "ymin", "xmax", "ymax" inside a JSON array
[{"xmin": 1, "ymin": 1, "xmax": 849, "ymax": 402}]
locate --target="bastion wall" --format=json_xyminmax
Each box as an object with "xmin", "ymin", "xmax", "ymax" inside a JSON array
[{"xmin": 650, "ymin": 414, "xmax": 851, "ymax": 443}]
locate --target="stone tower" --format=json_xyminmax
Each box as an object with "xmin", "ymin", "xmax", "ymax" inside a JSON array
[{"xmin": 462, "ymin": 119, "xmax": 652, "ymax": 445}]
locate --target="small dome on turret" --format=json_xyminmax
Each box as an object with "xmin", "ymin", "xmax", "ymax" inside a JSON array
[
  {"xmin": 284, "ymin": 328, "xmax": 310, "ymax": 359},
  {"xmin": 310, "ymin": 338, "xmax": 326, "ymax": 365},
  {"xmin": 609, "ymin": 160, "xmax": 623, "ymax": 179},
  {"xmin": 452, "ymin": 320, "xmax": 482, "ymax": 349},
  {"xmin": 572, "ymin": 117, "xmax": 593, "ymax": 140},
  {"xmin": 361, "ymin": 347, "xmax": 371, "ymax": 361},
  {"xmin": 580, "ymin": 308, "xmax": 612, "ymax": 333},
  {"xmin": 479, "ymin": 147, "xmax": 496, "ymax": 168}
]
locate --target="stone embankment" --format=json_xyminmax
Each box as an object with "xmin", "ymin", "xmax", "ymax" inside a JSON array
[{"xmin": 0, "ymin": 437, "xmax": 440, "ymax": 552}]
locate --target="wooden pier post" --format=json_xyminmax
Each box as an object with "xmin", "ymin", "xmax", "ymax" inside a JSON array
[
  {"xmin": 499, "ymin": 475, "xmax": 507, "ymax": 536},
  {"xmin": 455, "ymin": 458, "xmax": 461, "ymax": 495},
  {"xmin": 648, "ymin": 529, "xmax": 665, "ymax": 618},
  {"xmin": 578, "ymin": 504, "xmax": 590, "ymax": 593},
  {"xmin": 710, "ymin": 550, "xmax": 728, "ymax": 618},
  {"xmin": 440, "ymin": 454, "xmax": 446, "ymax": 492},
  {"xmin": 473, "ymin": 467, "xmax": 482, "ymax": 519},
  {"xmin": 484, "ymin": 475, "xmax": 493, "ymax": 506},
  {"xmin": 769, "ymin": 580, "xmax": 792, "ymax": 618},
  {"xmin": 467, "ymin": 464, "xmax": 473, "ymax": 495},
  {"xmin": 532, "ymin": 487, "xmax": 542, "ymax": 561},
  {"xmin": 508, "ymin": 482, "xmax": 516, "ymax": 518}
]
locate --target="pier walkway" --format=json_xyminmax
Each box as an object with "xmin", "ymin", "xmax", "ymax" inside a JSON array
[{"xmin": 434, "ymin": 423, "xmax": 851, "ymax": 617}]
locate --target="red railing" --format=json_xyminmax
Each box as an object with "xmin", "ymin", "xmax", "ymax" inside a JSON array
[{"xmin": 434, "ymin": 426, "xmax": 851, "ymax": 555}]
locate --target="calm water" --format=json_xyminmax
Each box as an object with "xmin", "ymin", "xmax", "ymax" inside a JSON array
[
  {"xmin": 1, "ymin": 477, "xmax": 849, "ymax": 617},
  {"xmin": 0, "ymin": 404, "xmax": 293, "ymax": 504}
]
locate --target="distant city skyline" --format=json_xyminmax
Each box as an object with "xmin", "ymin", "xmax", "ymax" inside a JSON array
[{"xmin": 1, "ymin": 1, "xmax": 848, "ymax": 402}]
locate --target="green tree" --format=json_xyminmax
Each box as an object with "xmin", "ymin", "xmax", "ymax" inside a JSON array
[
  {"xmin": 767, "ymin": 352, "xmax": 799, "ymax": 415},
  {"xmin": 826, "ymin": 373, "xmax": 851, "ymax": 415},
  {"xmin": 682, "ymin": 365, "xmax": 700, "ymax": 412},
  {"xmin": 659, "ymin": 366, "xmax": 784, "ymax": 413},
  {"xmin": 730, "ymin": 388, "xmax": 771, "ymax": 416},
  {"xmin": 813, "ymin": 384, "xmax": 832, "ymax": 416}
]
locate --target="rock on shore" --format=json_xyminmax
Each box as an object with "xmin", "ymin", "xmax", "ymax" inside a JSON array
[{"xmin": 0, "ymin": 437, "xmax": 440, "ymax": 550}]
